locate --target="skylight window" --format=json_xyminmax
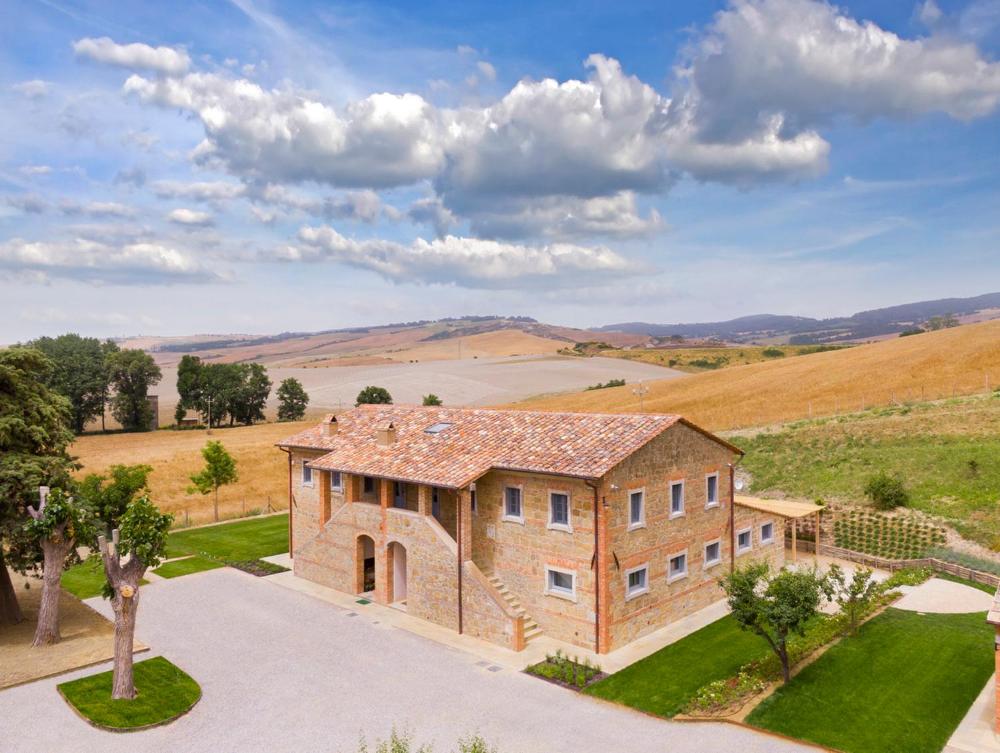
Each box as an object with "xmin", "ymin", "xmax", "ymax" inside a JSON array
[{"xmin": 424, "ymin": 422, "xmax": 453, "ymax": 434}]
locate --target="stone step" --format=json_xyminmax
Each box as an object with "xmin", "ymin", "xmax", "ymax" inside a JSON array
[{"xmin": 485, "ymin": 571, "xmax": 543, "ymax": 644}]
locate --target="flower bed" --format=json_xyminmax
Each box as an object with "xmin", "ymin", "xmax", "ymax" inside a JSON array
[{"xmin": 525, "ymin": 650, "xmax": 604, "ymax": 691}]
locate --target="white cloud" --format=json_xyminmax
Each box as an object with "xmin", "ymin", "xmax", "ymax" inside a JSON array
[
  {"xmin": 18, "ymin": 165, "xmax": 53, "ymax": 176},
  {"xmin": 151, "ymin": 180, "xmax": 245, "ymax": 201},
  {"xmin": 280, "ymin": 225, "xmax": 641, "ymax": 288},
  {"xmin": 167, "ymin": 208, "xmax": 215, "ymax": 226},
  {"xmin": 407, "ymin": 197, "xmax": 457, "ymax": 238},
  {"xmin": 477, "ymin": 61, "xmax": 497, "ymax": 81},
  {"xmin": 73, "ymin": 37, "xmax": 191, "ymax": 75},
  {"xmin": 60, "ymin": 200, "xmax": 138, "ymax": 218},
  {"xmin": 12, "ymin": 79, "xmax": 51, "ymax": 99},
  {"xmin": 0, "ymin": 237, "xmax": 217, "ymax": 284},
  {"xmin": 250, "ymin": 185, "xmax": 385, "ymax": 222},
  {"xmin": 4, "ymin": 195, "xmax": 49, "ymax": 214}
]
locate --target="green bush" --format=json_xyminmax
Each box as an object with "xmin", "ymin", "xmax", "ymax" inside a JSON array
[
  {"xmin": 761, "ymin": 347, "xmax": 785, "ymax": 358},
  {"xmin": 864, "ymin": 473, "xmax": 909, "ymax": 510},
  {"xmin": 883, "ymin": 567, "xmax": 933, "ymax": 588}
]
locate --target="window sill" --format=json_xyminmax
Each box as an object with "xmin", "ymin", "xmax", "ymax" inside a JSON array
[
  {"xmin": 667, "ymin": 572, "xmax": 688, "ymax": 584},
  {"xmin": 761, "ymin": 538, "xmax": 775, "ymax": 547},
  {"xmin": 625, "ymin": 588, "xmax": 649, "ymax": 602},
  {"xmin": 502, "ymin": 515, "xmax": 525, "ymax": 525},
  {"xmin": 705, "ymin": 502, "xmax": 720, "ymax": 510},
  {"xmin": 627, "ymin": 522, "xmax": 646, "ymax": 532},
  {"xmin": 736, "ymin": 547, "xmax": 752, "ymax": 557},
  {"xmin": 547, "ymin": 523, "xmax": 573, "ymax": 533},
  {"xmin": 669, "ymin": 511, "xmax": 685, "ymax": 520},
  {"xmin": 544, "ymin": 589, "xmax": 577, "ymax": 603},
  {"xmin": 704, "ymin": 560, "xmax": 722, "ymax": 570}
]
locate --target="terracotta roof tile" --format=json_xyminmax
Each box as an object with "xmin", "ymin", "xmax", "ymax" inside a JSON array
[{"xmin": 277, "ymin": 405, "xmax": 728, "ymax": 489}]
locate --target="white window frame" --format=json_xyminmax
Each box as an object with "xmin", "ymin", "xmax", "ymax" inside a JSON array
[
  {"xmin": 624, "ymin": 564, "xmax": 650, "ymax": 601},
  {"xmin": 667, "ymin": 550, "xmax": 688, "ymax": 583},
  {"xmin": 703, "ymin": 538, "xmax": 722, "ymax": 569},
  {"xmin": 330, "ymin": 471, "xmax": 343, "ymax": 492},
  {"xmin": 736, "ymin": 526, "xmax": 753, "ymax": 555},
  {"xmin": 760, "ymin": 520, "xmax": 776, "ymax": 546},
  {"xmin": 547, "ymin": 490, "xmax": 572, "ymax": 532},
  {"xmin": 627, "ymin": 488, "xmax": 646, "ymax": 531},
  {"xmin": 301, "ymin": 461, "xmax": 314, "ymax": 487},
  {"xmin": 544, "ymin": 565, "xmax": 577, "ymax": 601},
  {"xmin": 669, "ymin": 479, "xmax": 685, "ymax": 519},
  {"xmin": 705, "ymin": 472, "xmax": 720, "ymax": 509},
  {"xmin": 503, "ymin": 485, "xmax": 525, "ymax": 524}
]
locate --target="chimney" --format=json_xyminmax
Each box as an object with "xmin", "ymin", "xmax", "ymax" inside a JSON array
[
  {"xmin": 320, "ymin": 414, "xmax": 338, "ymax": 437},
  {"xmin": 376, "ymin": 421, "xmax": 396, "ymax": 447}
]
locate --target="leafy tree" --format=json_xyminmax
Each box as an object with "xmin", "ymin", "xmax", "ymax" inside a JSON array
[
  {"xmin": 24, "ymin": 487, "xmax": 92, "ymax": 645},
  {"xmin": 99, "ymin": 339, "xmax": 121, "ymax": 432},
  {"xmin": 174, "ymin": 354, "xmax": 204, "ymax": 423},
  {"xmin": 826, "ymin": 564, "xmax": 881, "ymax": 635},
  {"xmin": 181, "ymin": 361, "xmax": 272, "ymax": 427},
  {"xmin": 925, "ymin": 313, "xmax": 959, "ymax": 331},
  {"xmin": 230, "ymin": 363, "xmax": 271, "ymax": 425},
  {"xmin": 898, "ymin": 327, "xmax": 924, "ymax": 337},
  {"xmin": 0, "ymin": 347, "xmax": 75, "ymax": 625},
  {"xmin": 720, "ymin": 563, "xmax": 828, "ymax": 683},
  {"xmin": 864, "ymin": 472, "xmax": 908, "ymax": 510},
  {"xmin": 422, "ymin": 393, "xmax": 443, "ymax": 406},
  {"xmin": 27, "ymin": 334, "xmax": 109, "ymax": 433},
  {"xmin": 106, "ymin": 349, "xmax": 162, "ymax": 431},
  {"xmin": 356, "ymin": 385, "xmax": 393, "ymax": 406},
  {"xmin": 97, "ymin": 495, "xmax": 172, "ymax": 699},
  {"xmin": 277, "ymin": 378, "xmax": 309, "ymax": 421},
  {"xmin": 187, "ymin": 441, "xmax": 238, "ymax": 522},
  {"xmin": 77, "ymin": 464, "xmax": 153, "ymax": 535}
]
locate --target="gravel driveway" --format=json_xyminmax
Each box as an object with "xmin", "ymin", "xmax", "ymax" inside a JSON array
[{"xmin": 0, "ymin": 569, "xmax": 810, "ymax": 753}]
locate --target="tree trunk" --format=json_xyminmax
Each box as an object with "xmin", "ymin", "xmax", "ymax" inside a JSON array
[
  {"xmin": 111, "ymin": 580, "xmax": 141, "ymax": 699},
  {"xmin": 0, "ymin": 551, "xmax": 23, "ymax": 626},
  {"xmin": 214, "ymin": 486, "xmax": 219, "ymax": 522},
  {"xmin": 779, "ymin": 643, "xmax": 791, "ymax": 684},
  {"xmin": 32, "ymin": 538, "xmax": 71, "ymax": 646}
]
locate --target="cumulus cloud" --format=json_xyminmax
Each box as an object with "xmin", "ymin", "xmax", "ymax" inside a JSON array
[
  {"xmin": 407, "ymin": 197, "xmax": 457, "ymax": 238},
  {"xmin": 18, "ymin": 165, "xmax": 53, "ymax": 177},
  {"xmin": 60, "ymin": 200, "xmax": 137, "ymax": 218},
  {"xmin": 477, "ymin": 61, "xmax": 497, "ymax": 81},
  {"xmin": 151, "ymin": 180, "xmax": 245, "ymax": 202},
  {"xmin": 167, "ymin": 208, "xmax": 215, "ymax": 226},
  {"xmin": 124, "ymin": 73, "xmax": 445, "ymax": 187},
  {"xmin": 0, "ymin": 236, "xmax": 217, "ymax": 284},
  {"xmin": 73, "ymin": 37, "xmax": 190, "ymax": 75},
  {"xmin": 276, "ymin": 225, "xmax": 641, "ymax": 288},
  {"xmin": 249, "ymin": 185, "xmax": 385, "ymax": 222}
]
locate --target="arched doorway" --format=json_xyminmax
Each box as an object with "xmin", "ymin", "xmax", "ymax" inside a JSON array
[
  {"xmin": 387, "ymin": 541, "xmax": 407, "ymax": 606},
  {"xmin": 355, "ymin": 535, "xmax": 375, "ymax": 594}
]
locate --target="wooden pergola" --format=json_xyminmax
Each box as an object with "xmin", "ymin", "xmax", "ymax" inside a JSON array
[{"xmin": 735, "ymin": 495, "xmax": 824, "ymax": 563}]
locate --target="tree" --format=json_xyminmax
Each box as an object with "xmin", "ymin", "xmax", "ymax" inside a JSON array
[
  {"xmin": 97, "ymin": 495, "xmax": 172, "ymax": 699},
  {"xmin": 925, "ymin": 313, "xmax": 959, "ymax": 331},
  {"xmin": 864, "ymin": 472, "xmax": 908, "ymax": 510},
  {"xmin": 0, "ymin": 347, "xmax": 75, "ymax": 626},
  {"xmin": 721, "ymin": 563, "xmax": 827, "ymax": 683},
  {"xmin": 188, "ymin": 441, "xmax": 238, "ymax": 522},
  {"xmin": 422, "ymin": 394, "xmax": 442, "ymax": 406},
  {"xmin": 24, "ymin": 487, "xmax": 92, "ymax": 645},
  {"xmin": 99, "ymin": 339, "xmax": 120, "ymax": 432},
  {"xmin": 77, "ymin": 464, "xmax": 153, "ymax": 536},
  {"xmin": 826, "ymin": 564, "xmax": 880, "ymax": 635},
  {"xmin": 174, "ymin": 354, "xmax": 204, "ymax": 423},
  {"xmin": 230, "ymin": 363, "xmax": 271, "ymax": 425},
  {"xmin": 106, "ymin": 349, "xmax": 162, "ymax": 431},
  {"xmin": 27, "ymin": 334, "xmax": 109, "ymax": 433},
  {"xmin": 356, "ymin": 386, "xmax": 393, "ymax": 406},
  {"xmin": 277, "ymin": 378, "xmax": 309, "ymax": 421}
]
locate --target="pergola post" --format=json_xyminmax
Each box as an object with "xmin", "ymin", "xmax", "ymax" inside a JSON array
[
  {"xmin": 791, "ymin": 519, "xmax": 798, "ymax": 563},
  {"xmin": 814, "ymin": 511, "xmax": 820, "ymax": 564}
]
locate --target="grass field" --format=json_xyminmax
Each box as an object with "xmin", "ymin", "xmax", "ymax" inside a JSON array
[
  {"xmin": 164, "ymin": 514, "xmax": 288, "ymax": 559},
  {"xmin": 584, "ymin": 615, "xmax": 768, "ymax": 717},
  {"xmin": 153, "ymin": 556, "xmax": 225, "ymax": 578},
  {"xmin": 513, "ymin": 319, "xmax": 1000, "ymax": 431},
  {"xmin": 58, "ymin": 656, "xmax": 200, "ymax": 730},
  {"xmin": 71, "ymin": 421, "xmax": 313, "ymax": 526},
  {"xmin": 740, "ymin": 395, "xmax": 1000, "ymax": 549},
  {"xmin": 747, "ymin": 609, "xmax": 993, "ymax": 753},
  {"xmin": 604, "ymin": 344, "xmax": 844, "ymax": 373}
]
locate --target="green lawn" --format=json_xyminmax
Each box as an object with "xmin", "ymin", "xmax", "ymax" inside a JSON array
[
  {"xmin": 584, "ymin": 615, "xmax": 769, "ymax": 717},
  {"xmin": 153, "ymin": 556, "xmax": 225, "ymax": 579},
  {"xmin": 62, "ymin": 557, "xmax": 147, "ymax": 598},
  {"xmin": 747, "ymin": 608, "xmax": 993, "ymax": 753},
  {"xmin": 58, "ymin": 656, "xmax": 200, "ymax": 730},
  {"xmin": 165, "ymin": 514, "xmax": 288, "ymax": 560}
]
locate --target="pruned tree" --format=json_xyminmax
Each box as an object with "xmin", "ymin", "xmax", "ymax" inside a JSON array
[
  {"xmin": 187, "ymin": 441, "xmax": 238, "ymax": 522},
  {"xmin": 356, "ymin": 385, "xmax": 393, "ymax": 406},
  {"xmin": 720, "ymin": 563, "xmax": 827, "ymax": 683},
  {"xmin": 97, "ymin": 495, "xmax": 172, "ymax": 699},
  {"xmin": 77, "ymin": 464, "xmax": 153, "ymax": 536},
  {"xmin": 106, "ymin": 349, "xmax": 162, "ymax": 431},
  {"xmin": 277, "ymin": 377, "xmax": 309, "ymax": 421},
  {"xmin": 826, "ymin": 564, "xmax": 881, "ymax": 635},
  {"xmin": 24, "ymin": 486, "xmax": 91, "ymax": 645},
  {"xmin": 0, "ymin": 347, "xmax": 75, "ymax": 626}
]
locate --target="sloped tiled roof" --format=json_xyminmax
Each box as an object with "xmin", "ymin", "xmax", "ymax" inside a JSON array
[{"xmin": 278, "ymin": 405, "xmax": 740, "ymax": 489}]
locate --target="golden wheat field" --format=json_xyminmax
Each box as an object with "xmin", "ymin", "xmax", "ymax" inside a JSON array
[
  {"xmin": 605, "ymin": 343, "xmax": 843, "ymax": 372},
  {"xmin": 512, "ymin": 319, "xmax": 1000, "ymax": 431},
  {"xmin": 70, "ymin": 419, "xmax": 318, "ymax": 526}
]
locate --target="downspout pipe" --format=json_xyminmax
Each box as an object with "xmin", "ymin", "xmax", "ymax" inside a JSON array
[
  {"xmin": 279, "ymin": 448, "xmax": 293, "ymax": 558},
  {"xmin": 728, "ymin": 454, "xmax": 744, "ymax": 574}
]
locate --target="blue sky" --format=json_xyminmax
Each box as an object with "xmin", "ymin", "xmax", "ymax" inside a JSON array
[{"xmin": 1, "ymin": 0, "xmax": 999, "ymax": 341}]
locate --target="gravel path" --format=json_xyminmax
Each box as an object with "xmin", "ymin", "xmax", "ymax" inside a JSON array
[
  {"xmin": 894, "ymin": 577, "xmax": 994, "ymax": 614},
  {"xmin": 0, "ymin": 568, "xmax": 810, "ymax": 753}
]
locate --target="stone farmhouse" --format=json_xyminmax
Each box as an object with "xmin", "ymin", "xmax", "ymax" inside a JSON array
[{"xmin": 277, "ymin": 405, "xmax": 787, "ymax": 653}]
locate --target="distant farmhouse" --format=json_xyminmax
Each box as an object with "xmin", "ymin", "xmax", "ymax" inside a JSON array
[{"xmin": 278, "ymin": 406, "xmax": 802, "ymax": 653}]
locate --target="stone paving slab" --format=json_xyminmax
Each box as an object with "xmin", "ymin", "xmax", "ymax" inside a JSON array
[{"xmin": 894, "ymin": 577, "xmax": 994, "ymax": 614}]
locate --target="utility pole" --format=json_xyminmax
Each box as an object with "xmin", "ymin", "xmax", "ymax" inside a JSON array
[
  {"xmin": 632, "ymin": 381, "xmax": 649, "ymax": 412},
  {"xmin": 206, "ymin": 395, "xmax": 213, "ymax": 430}
]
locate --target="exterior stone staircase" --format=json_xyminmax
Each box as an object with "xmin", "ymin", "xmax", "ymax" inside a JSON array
[{"xmin": 485, "ymin": 572, "xmax": 543, "ymax": 644}]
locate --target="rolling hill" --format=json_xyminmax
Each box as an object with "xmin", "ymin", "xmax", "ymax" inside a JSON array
[{"xmin": 511, "ymin": 318, "xmax": 1000, "ymax": 431}]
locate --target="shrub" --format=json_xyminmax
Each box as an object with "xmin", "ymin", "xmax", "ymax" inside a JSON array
[
  {"xmin": 422, "ymin": 394, "xmax": 443, "ymax": 406},
  {"xmin": 864, "ymin": 472, "xmax": 909, "ymax": 510},
  {"xmin": 882, "ymin": 567, "xmax": 933, "ymax": 588},
  {"xmin": 761, "ymin": 347, "xmax": 785, "ymax": 358},
  {"xmin": 926, "ymin": 548, "xmax": 1000, "ymax": 576},
  {"xmin": 356, "ymin": 386, "xmax": 393, "ymax": 406}
]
